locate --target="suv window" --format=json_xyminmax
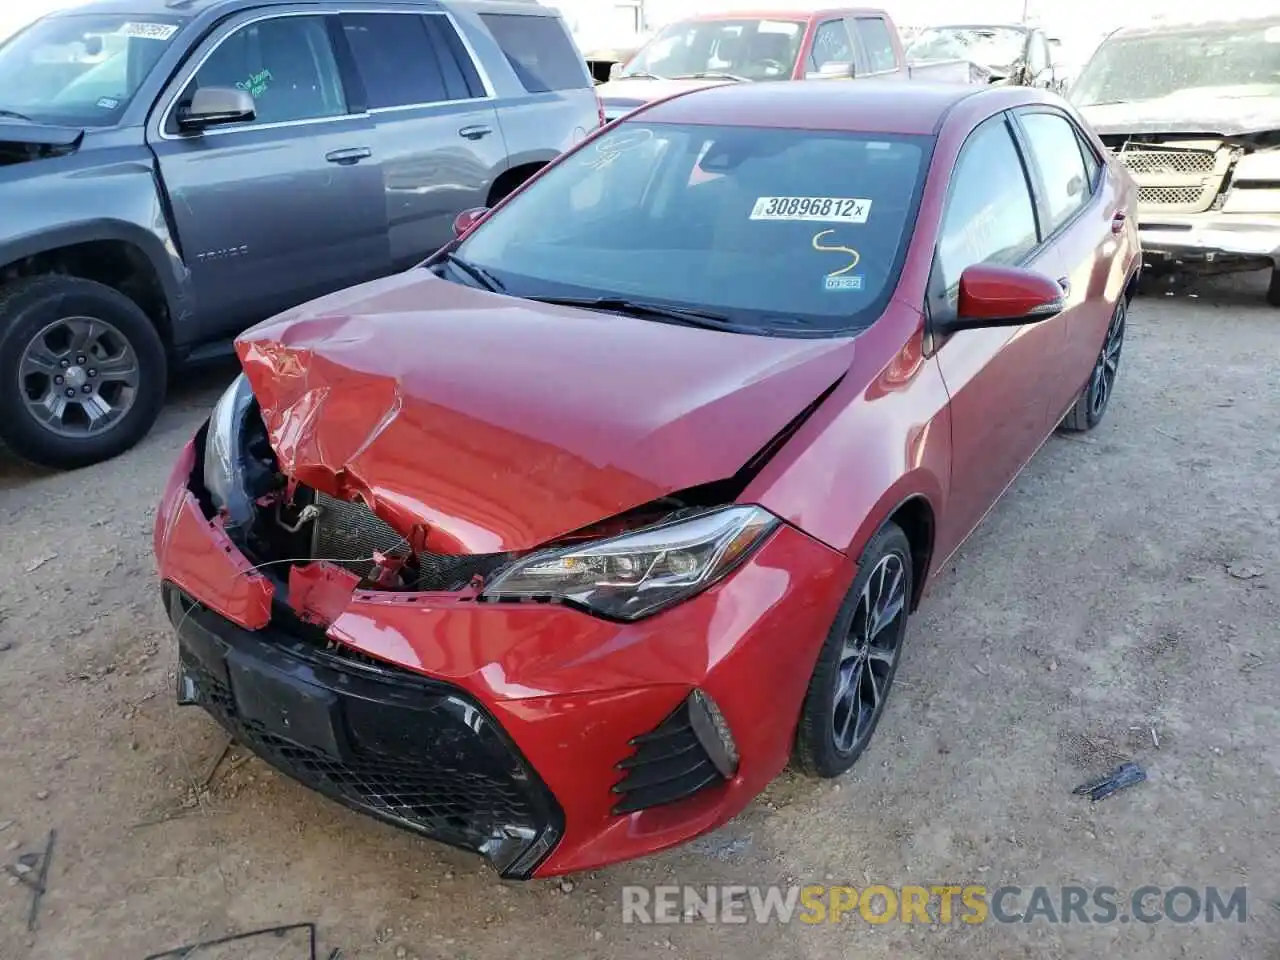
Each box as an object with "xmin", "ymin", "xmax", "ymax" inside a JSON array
[
  {"xmin": 809, "ymin": 20, "xmax": 853, "ymax": 71},
  {"xmin": 936, "ymin": 116, "xmax": 1038, "ymax": 299},
  {"xmin": 479, "ymin": 13, "xmax": 588, "ymax": 93},
  {"xmin": 1018, "ymin": 111, "xmax": 1092, "ymax": 234},
  {"xmin": 189, "ymin": 16, "xmax": 345, "ymax": 125},
  {"xmin": 343, "ymin": 13, "xmax": 446, "ymax": 108},
  {"xmin": 854, "ymin": 17, "xmax": 897, "ymax": 73}
]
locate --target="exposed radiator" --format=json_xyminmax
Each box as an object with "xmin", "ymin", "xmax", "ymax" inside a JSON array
[{"xmin": 309, "ymin": 491, "xmax": 511, "ymax": 591}]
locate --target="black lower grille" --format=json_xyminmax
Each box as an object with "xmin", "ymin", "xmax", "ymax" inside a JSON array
[
  {"xmin": 167, "ymin": 586, "xmax": 562, "ymax": 877},
  {"xmin": 612, "ymin": 698, "xmax": 727, "ymax": 815}
]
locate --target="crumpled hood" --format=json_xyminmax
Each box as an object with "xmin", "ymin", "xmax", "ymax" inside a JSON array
[
  {"xmin": 595, "ymin": 76, "xmax": 735, "ymax": 109},
  {"xmin": 235, "ymin": 271, "xmax": 855, "ymax": 553},
  {"xmin": 1079, "ymin": 93, "xmax": 1280, "ymax": 137}
]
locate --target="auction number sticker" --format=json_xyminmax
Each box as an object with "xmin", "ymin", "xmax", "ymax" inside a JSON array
[
  {"xmin": 750, "ymin": 196, "xmax": 871, "ymax": 223},
  {"xmin": 117, "ymin": 21, "xmax": 179, "ymax": 40}
]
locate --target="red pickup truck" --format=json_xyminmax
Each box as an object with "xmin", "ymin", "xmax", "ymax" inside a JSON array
[{"xmin": 595, "ymin": 7, "xmax": 983, "ymax": 121}]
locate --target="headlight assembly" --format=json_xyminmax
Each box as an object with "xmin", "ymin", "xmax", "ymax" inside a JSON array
[
  {"xmin": 203, "ymin": 373, "xmax": 256, "ymax": 527},
  {"xmin": 480, "ymin": 505, "xmax": 780, "ymax": 620}
]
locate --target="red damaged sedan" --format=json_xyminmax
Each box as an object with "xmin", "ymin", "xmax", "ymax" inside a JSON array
[{"xmin": 154, "ymin": 81, "xmax": 1138, "ymax": 878}]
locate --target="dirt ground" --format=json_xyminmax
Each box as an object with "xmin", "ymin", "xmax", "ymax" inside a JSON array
[{"xmin": 1, "ymin": 273, "xmax": 1278, "ymax": 960}]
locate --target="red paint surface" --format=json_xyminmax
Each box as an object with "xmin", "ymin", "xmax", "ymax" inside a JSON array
[
  {"xmin": 287, "ymin": 562, "xmax": 360, "ymax": 627},
  {"xmin": 957, "ymin": 264, "xmax": 1066, "ymax": 321},
  {"xmin": 157, "ymin": 83, "xmax": 1140, "ymax": 874}
]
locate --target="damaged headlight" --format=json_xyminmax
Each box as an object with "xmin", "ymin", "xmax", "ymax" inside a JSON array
[
  {"xmin": 203, "ymin": 373, "xmax": 256, "ymax": 528},
  {"xmin": 480, "ymin": 506, "xmax": 780, "ymax": 620}
]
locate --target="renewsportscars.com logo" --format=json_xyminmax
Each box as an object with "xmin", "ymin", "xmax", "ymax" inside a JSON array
[{"xmin": 621, "ymin": 885, "xmax": 1249, "ymax": 926}]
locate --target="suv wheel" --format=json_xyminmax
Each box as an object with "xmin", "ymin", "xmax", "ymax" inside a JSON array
[{"xmin": 0, "ymin": 276, "xmax": 167, "ymax": 470}]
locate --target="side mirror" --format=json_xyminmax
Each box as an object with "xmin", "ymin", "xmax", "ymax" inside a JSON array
[
  {"xmin": 609, "ymin": 61, "xmax": 624, "ymax": 80},
  {"xmin": 452, "ymin": 206, "xmax": 489, "ymax": 237},
  {"xmin": 938, "ymin": 264, "xmax": 1064, "ymax": 333},
  {"xmin": 177, "ymin": 86, "xmax": 255, "ymax": 131},
  {"xmin": 809, "ymin": 61, "xmax": 855, "ymax": 79}
]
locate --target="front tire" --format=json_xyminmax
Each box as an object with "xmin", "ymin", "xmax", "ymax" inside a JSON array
[
  {"xmin": 0, "ymin": 276, "xmax": 167, "ymax": 470},
  {"xmin": 793, "ymin": 522, "xmax": 913, "ymax": 779},
  {"xmin": 1060, "ymin": 297, "xmax": 1126, "ymax": 433}
]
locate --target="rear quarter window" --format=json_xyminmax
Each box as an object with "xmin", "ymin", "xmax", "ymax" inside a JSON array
[{"xmin": 479, "ymin": 13, "xmax": 589, "ymax": 92}]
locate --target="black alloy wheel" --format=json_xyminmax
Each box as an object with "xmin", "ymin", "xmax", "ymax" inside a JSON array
[
  {"xmin": 1061, "ymin": 297, "xmax": 1126, "ymax": 433},
  {"xmin": 794, "ymin": 522, "xmax": 913, "ymax": 778}
]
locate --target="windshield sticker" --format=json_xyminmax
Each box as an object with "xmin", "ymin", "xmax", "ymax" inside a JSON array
[
  {"xmin": 116, "ymin": 22, "xmax": 178, "ymax": 41},
  {"xmin": 236, "ymin": 69, "xmax": 274, "ymax": 98},
  {"xmin": 585, "ymin": 128, "xmax": 655, "ymax": 171},
  {"xmin": 751, "ymin": 196, "xmax": 871, "ymax": 223},
  {"xmin": 96, "ymin": 97, "xmax": 120, "ymax": 110},
  {"xmin": 812, "ymin": 229, "xmax": 864, "ymax": 291}
]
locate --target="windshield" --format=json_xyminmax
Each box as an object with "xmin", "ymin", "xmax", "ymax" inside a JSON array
[
  {"xmin": 452, "ymin": 122, "xmax": 930, "ymax": 336},
  {"xmin": 1072, "ymin": 20, "xmax": 1280, "ymax": 105},
  {"xmin": 0, "ymin": 13, "xmax": 182, "ymax": 126},
  {"xmin": 906, "ymin": 26, "xmax": 1028, "ymax": 68},
  {"xmin": 618, "ymin": 18, "xmax": 805, "ymax": 81}
]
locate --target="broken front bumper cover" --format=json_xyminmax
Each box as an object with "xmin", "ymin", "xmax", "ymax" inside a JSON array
[
  {"xmin": 166, "ymin": 584, "xmax": 565, "ymax": 878},
  {"xmin": 1137, "ymin": 212, "xmax": 1280, "ymax": 270}
]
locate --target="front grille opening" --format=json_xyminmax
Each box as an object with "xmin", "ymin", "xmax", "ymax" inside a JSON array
[{"xmin": 611, "ymin": 693, "xmax": 733, "ymax": 815}]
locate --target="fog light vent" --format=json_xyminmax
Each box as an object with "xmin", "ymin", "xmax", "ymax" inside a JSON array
[{"xmin": 610, "ymin": 690, "xmax": 737, "ymax": 815}]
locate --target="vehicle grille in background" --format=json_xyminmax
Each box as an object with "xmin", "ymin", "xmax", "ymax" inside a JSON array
[
  {"xmin": 310, "ymin": 491, "xmax": 512, "ymax": 590},
  {"xmin": 611, "ymin": 700, "xmax": 726, "ymax": 815},
  {"xmin": 1115, "ymin": 144, "xmax": 1229, "ymax": 215}
]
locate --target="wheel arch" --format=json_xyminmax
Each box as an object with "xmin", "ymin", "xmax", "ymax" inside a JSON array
[
  {"xmin": 884, "ymin": 494, "xmax": 937, "ymax": 612},
  {"xmin": 486, "ymin": 160, "xmax": 550, "ymax": 207},
  {"xmin": 0, "ymin": 221, "xmax": 188, "ymax": 349}
]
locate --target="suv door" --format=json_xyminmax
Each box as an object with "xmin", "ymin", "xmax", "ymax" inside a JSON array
[
  {"xmin": 339, "ymin": 11, "xmax": 505, "ymax": 268},
  {"xmin": 929, "ymin": 113, "xmax": 1062, "ymax": 552},
  {"xmin": 1012, "ymin": 108, "xmax": 1116, "ymax": 420},
  {"xmin": 147, "ymin": 9, "xmax": 386, "ymax": 342}
]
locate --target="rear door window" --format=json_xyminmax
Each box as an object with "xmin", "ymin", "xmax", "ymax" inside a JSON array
[
  {"xmin": 854, "ymin": 17, "xmax": 897, "ymax": 73},
  {"xmin": 341, "ymin": 13, "xmax": 447, "ymax": 108},
  {"xmin": 1018, "ymin": 111, "xmax": 1094, "ymax": 234},
  {"xmin": 479, "ymin": 13, "xmax": 589, "ymax": 92}
]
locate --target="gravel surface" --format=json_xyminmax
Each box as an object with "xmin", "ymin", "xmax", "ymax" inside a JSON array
[{"xmin": 1, "ymin": 275, "xmax": 1277, "ymax": 959}]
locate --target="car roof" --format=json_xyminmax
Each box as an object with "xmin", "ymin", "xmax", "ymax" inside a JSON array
[
  {"xmin": 1109, "ymin": 13, "xmax": 1280, "ymax": 37},
  {"xmin": 638, "ymin": 79, "xmax": 993, "ymax": 136},
  {"xmin": 922, "ymin": 23, "xmax": 1029, "ymax": 32},
  {"xmin": 685, "ymin": 7, "xmax": 888, "ymax": 21},
  {"xmin": 56, "ymin": 0, "xmax": 547, "ymax": 19}
]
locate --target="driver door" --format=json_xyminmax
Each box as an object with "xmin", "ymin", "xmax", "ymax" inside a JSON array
[{"xmin": 929, "ymin": 113, "xmax": 1064, "ymax": 558}]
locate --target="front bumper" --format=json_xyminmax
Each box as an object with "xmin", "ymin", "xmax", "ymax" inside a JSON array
[
  {"xmin": 167, "ymin": 584, "xmax": 563, "ymax": 877},
  {"xmin": 1137, "ymin": 212, "xmax": 1280, "ymax": 271},
  {"xmin": 155, "ymin": 441, "xmax": 852, "ymax": 876}
]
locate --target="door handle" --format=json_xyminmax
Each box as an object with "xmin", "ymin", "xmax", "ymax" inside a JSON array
[
  {"xmin": 459, "ymin": 124, "xmax": 493, "ymax": 141},
  {"xmin": 1110, "ymin": 210, "xmax": 1127, "ymax": 235},
  {"xmin": 325, "ymin": 146, "xmax": 372, "ymax": 165}
]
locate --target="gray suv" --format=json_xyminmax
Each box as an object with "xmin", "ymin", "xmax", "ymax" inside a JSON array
[{"xmin": 0, "ymin": 0, "xmax": 599, "ymax": 469}]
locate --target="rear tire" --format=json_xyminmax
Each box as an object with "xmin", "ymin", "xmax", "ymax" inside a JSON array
[
  {"xmin": 793, "ymin": 522, "xmax": 913, "ymax": 779},
  {"xmin": 1060, "ymin": 298, "xmax": 1126, "ymax": 433},
  {"xmin": 1267, "ymin": 267, "xmax": 1280, "ymax": 308},
  {"xmin": 0, "ymin": 276, "xmax": 167, "ymax": 470}
]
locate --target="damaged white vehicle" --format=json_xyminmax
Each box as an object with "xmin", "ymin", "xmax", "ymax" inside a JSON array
[{"xmin": 1073, "ymin": 15, "xmax": 1280, "ymax": 305}]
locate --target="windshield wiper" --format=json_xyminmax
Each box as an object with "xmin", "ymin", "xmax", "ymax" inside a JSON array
[
  {"xmin": 674, "ymin": 72, "xmax": 751, "ymax": 82},
  {"xmin": 441, "ymin": 253, "xmax": 505, "ymax": 293},
  {"xmin": 529, "ymin": 296, "xmax": 740, "ymax": 331},
  {"xmin": 0, "ymin": 108, "xmax": 34, "ymax": 122}
]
